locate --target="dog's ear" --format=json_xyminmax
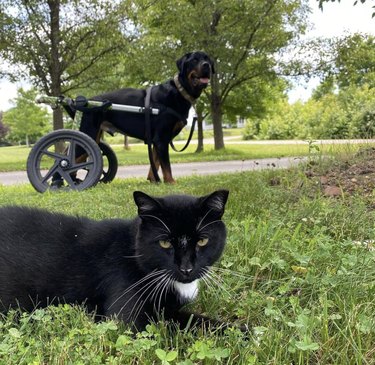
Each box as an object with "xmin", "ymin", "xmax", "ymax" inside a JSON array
[{"xmin": 176, "ymin": 52, "xmax": 192, "ymax": 75}]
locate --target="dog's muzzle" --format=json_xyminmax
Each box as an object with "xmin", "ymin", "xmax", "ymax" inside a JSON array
[{"xmin": 192, "ymin": 62, "xmax": 212, "ymax": 87}]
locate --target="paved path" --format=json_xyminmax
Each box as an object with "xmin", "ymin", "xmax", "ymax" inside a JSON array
[
  {"xmin": 0, "ymin": 157, "xmax": 306, "ymax": 186},
  {"xmin": 172, "ymin": 137, "xmax": 375, "ymax": 145}
]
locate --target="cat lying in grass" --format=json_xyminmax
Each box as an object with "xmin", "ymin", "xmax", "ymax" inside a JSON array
[{"xmin": 0, "ymin": 190, "xmax": 240, "ymax": 332}]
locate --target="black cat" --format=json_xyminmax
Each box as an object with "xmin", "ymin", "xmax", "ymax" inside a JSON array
[{"xmin": 0, "ymin": 190, "xmax": 230, "ymax": 331}]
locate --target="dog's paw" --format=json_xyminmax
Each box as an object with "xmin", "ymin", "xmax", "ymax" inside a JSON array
[{"xmin": 164, "ymin": 178, "xmax": 176, "ymax": 184}]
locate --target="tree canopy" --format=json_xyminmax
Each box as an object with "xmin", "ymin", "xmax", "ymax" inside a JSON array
[
  {"xmin": 244, "ymin": 32, "xmax": 375, "ymax": 141},
  {"xmin": 0, "ymin": 0, "xmax": 131, "ymax": 130},
  {"xmin": 317, "ymin": 0, "xmax": 375, "ymax": 17},
  {"xmin": 2, "ymin": 88, "xmax": 50, "ymax": 145},
  {"xmin": 335, "ymin": 33, "xmax": 375, "ymax": 88},
  {"xmin": 3, "ymin": 0, "xmax": 372, "ymax": 149},
  {"xmin": 123, "ymin": 0, "xmax": 309, "ymax": 149}
]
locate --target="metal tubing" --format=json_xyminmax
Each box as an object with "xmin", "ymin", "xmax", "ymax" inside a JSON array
[{"xmin": 36, "ymin": 95, "xmax": 159, "ymax": 115}]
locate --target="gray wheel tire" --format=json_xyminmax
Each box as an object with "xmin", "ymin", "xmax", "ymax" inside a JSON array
[
  {"xmin": 98, "ymin": 142, "xmax": 118, "ymax": 183},
  {"xmin": 27, "ymin": 130, "xmax": 103, "ymax": 193}
]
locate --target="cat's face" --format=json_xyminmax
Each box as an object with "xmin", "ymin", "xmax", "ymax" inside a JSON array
[{"xmin": 133, "ymin": 190, "xmax": 229, "ymax": 284}]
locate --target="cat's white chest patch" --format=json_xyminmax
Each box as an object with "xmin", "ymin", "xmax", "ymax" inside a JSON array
[{"xmin": 174, "ymin": 280, "xmax": 199, "ymax": 301}]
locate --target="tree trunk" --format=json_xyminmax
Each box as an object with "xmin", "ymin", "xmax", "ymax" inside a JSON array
[
  {"xmin": 53, "ymin": 108, "xmax": 64, "ymax": 131},
  {"xmin": 48, "ymin": 0, "xmax": 64, "ymax": 130},
  {"xmin": 210, "ymin": 76, "xmax": 225, "ymax": 150},
  {"xmin": 124, "ymin": 135, "xmax": 130, "ymax": 150},
  {"xmin": 212, "ymin": 110, "xmax": 224, "ymax": 150},
  {"xmin": 195, "ymin": 112, "xmax": 204, "ymax": 153}
]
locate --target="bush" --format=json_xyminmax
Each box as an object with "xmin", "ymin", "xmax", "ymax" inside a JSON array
[
  {"xmin": 243, "ymin": 84, "xmax": 375, "ymax": 140},
  {"xmin": 0, "ymin": 120, "xmax": 10, "ymax": 143}
]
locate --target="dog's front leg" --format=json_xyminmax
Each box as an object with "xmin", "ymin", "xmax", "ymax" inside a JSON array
[
  {"xmin": 147, "ymin": 146, "xmax": 161, "ymax": 182},
  {"xmin": 154, "ymin": 143, "xmax": 175, "ymax": 184}
]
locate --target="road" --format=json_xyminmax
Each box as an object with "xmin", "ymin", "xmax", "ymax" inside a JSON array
[{"xmin": 0, "ymin": 157, "xmax": 306, "ymax": 186}]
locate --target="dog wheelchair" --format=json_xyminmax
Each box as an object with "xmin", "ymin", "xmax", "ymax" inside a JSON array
[
  {"xmin": 27, "ymin": 94, "xmax": 196, "ymax": 192},
  {"xmin": 26, "ymin": 95, "xmax": 162, "ymax": 192}
]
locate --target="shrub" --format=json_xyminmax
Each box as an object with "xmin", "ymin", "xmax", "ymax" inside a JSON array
[{"xmin": 242, "ymin": 84, "xmax": 375, "ymax": 140}]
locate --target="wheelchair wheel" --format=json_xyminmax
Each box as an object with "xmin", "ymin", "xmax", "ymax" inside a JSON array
[
  {"xmin": 98, "ymin": 142, "xmax": 118, "ymax": 183},
  {"xmin": 27, "ymin": 130, "xmax": 103, "ymax": 193}
]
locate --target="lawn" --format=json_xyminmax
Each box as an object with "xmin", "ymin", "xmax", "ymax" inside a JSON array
[
  {"xmin": 1, "ymin": 138, "xmax": 374, "ymax": 172},
  {"xmin": 0, "ymin": 152, "xmax": 374, "ymax": 364}
]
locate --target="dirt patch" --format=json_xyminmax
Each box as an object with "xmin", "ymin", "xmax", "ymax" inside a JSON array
[{"xmin": 305, "ymin": 147, "xmax": 375, "ymax": 197}]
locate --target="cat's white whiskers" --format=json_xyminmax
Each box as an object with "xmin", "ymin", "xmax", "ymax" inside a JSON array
[
  {"xmin": 200, "ymin": 268, "xmax": 214, "ymax": 286},
  {"xmin": 196, "ymin": 209, "xmax": 213, "ymax": 231},
  {"xmin": 135, "ymin": 273, "xmax": 172, "ymax": 321},
  {"xmin": 129, "ymin": 277, "xmax": 161, "ymax": 315},
  {"xmin": 157, "ymin": 276, "xmax": 174, "ymax": 313},
  {"xmin": 135, "ymin": 271, "xmax": 172, "ymax": 320},
  {"xmin": 164, "ymin": 277, "xmax": 174, "ymax": 302},
  {"xmin": 110, "ymin": 270, "xmax": 162, "ymax": 306},
  {"xmin": 202, "ymin": 269, "xmax": 233, "ymax": 299},
  {"xmin": 200, "ymin": 267, "xmax": 211, "ymax": 280},
  {"xmin": 128, "ymin": 273, "xmax": 169, "ymax": 321},
  {"xmin": 154, "ymin": 233, "xmax": 170, "ymax": 240},
  {"xmin": 139, "ymin": 214, "xmax": 171, "ymax": 233},
  {"xmin": 108, "ymin": 270, "xmax": 164, "ymax": 310},
  {"xmin": 211, "ymin": 266, "xmax": 252, "ymax": 279},
  {"xmin": 200, "ymin": 275, "xmax": 215, "ymax": 295},
  {"xmin": 197, "ymin": 220, "xmax": 222, "ymax": 233},
  {"xmin": 130, "ymin": 272, "xmax": 173, "ymax": 324},
  {"xmin": 122, "ymin": 254, "xmax": 143, "ymax": 259},
  {"xmin": 131, "ymin": 299, "xmax": 145, "ymax": 323},
  {"xmin": 119, "ymin": 273, "xmax": 165, "ymax": 317},
  {"xmin": 200, "ymin": 272, "xmax": 217, "ymax": 291},
  {"xmin": 150, "ymin": 272, "xmax": 170, "ymax": 303}
]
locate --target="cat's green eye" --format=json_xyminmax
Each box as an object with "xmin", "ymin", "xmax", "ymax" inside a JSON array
[
  {"xmin": 159, "ymin": 240, "xmax": 172, "ymax": 249},
  {"xmin": 197, "ymin": 238, "xmax": 209, "ymax": 247}
]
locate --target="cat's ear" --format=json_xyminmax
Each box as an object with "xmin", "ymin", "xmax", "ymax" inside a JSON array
[
  {"xmin": 200, "ymin": 190, "xmax": 229, "ymax": 218},
  {"xmin": 133, "ymin": 191, "xmax": 161, "ymax": 215}
]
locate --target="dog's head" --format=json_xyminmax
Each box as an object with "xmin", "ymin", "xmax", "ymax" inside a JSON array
[{"xmin": 176, "ymin": 51, "xmax": 215, "ymax": 98}]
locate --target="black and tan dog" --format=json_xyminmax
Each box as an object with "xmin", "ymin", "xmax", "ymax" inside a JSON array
[{"xmin": 79, "ymin": 51, "xmax": 215, "ymax": 183}]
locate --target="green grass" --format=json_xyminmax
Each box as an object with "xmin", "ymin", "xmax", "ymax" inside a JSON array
[
  {"xmin": 105, "ymin": 127, "xmax": 244, "ymax": 145},
  {"xmin": 1, "ymin": 139, "xmax": 375, "ymax": 172},
  {"xmin": 0, "ymin": 154, "xmax": 374, "ymax": 364}
]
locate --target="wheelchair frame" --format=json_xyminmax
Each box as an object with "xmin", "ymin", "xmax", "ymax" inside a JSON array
[{"xmin": 27, "ymin": 95, "xmax": 160, "ymax": 192}]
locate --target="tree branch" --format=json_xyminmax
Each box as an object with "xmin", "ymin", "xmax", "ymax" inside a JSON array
[{"xmin": 226, "ymin": 0, "xmax": 277, "ymax": 90}]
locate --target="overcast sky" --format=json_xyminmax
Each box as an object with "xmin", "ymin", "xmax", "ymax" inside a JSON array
[
  {"xmin": 288, "ymin": 0, "xmax": 375, "ymax": 102},
  {"xmin": 0, "ymin": 0, "xmax": 374, "ymax": 111}
]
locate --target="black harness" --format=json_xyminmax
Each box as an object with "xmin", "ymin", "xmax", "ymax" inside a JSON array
[
  {"xmin": 144, "ymin": 86, "xmax": 197, "ymax": 182},
  {"xmin": 65, "ymin": 87, "xmax": 197, "ymax": 183}
]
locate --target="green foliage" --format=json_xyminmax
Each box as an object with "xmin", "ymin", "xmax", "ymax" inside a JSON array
[
  {"xmin": 0, "ymin": 0, "xmax": 131, "ymax": 130},
  {"xmin": 225, "ymin": 78, "xmax": 288, "ymax": 124},
  {"xmin": 244, "ymin": 33, "xmax": 375, "ymax": 141},
  {"xmin": 0, "ymin": 117, "xmax": 10, "ymax": 144},
  {"xmin": 1, "ymin": 0, "xmax": 129, "ymax": 93},
  {"xmin": 2, "ymin": 88, "xmax": 51, "ymax": 145},
  {"xmin": 119, "ymin": 0, "xmax": 309, "ymax": 149},
  {"xmin": 243, "ymin": 100, "xmax": 308, "ymax": 140},
  {"xmin": 317, "ymin": 0, "xmax": 375, "ymax": 17},
  {"xmin": 244, "ymin": 84, "xmax": 375, "ymax": 140},
  {"xmin": 335, "ymin": 33, "xmax": 375, "ymax": 88}
]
